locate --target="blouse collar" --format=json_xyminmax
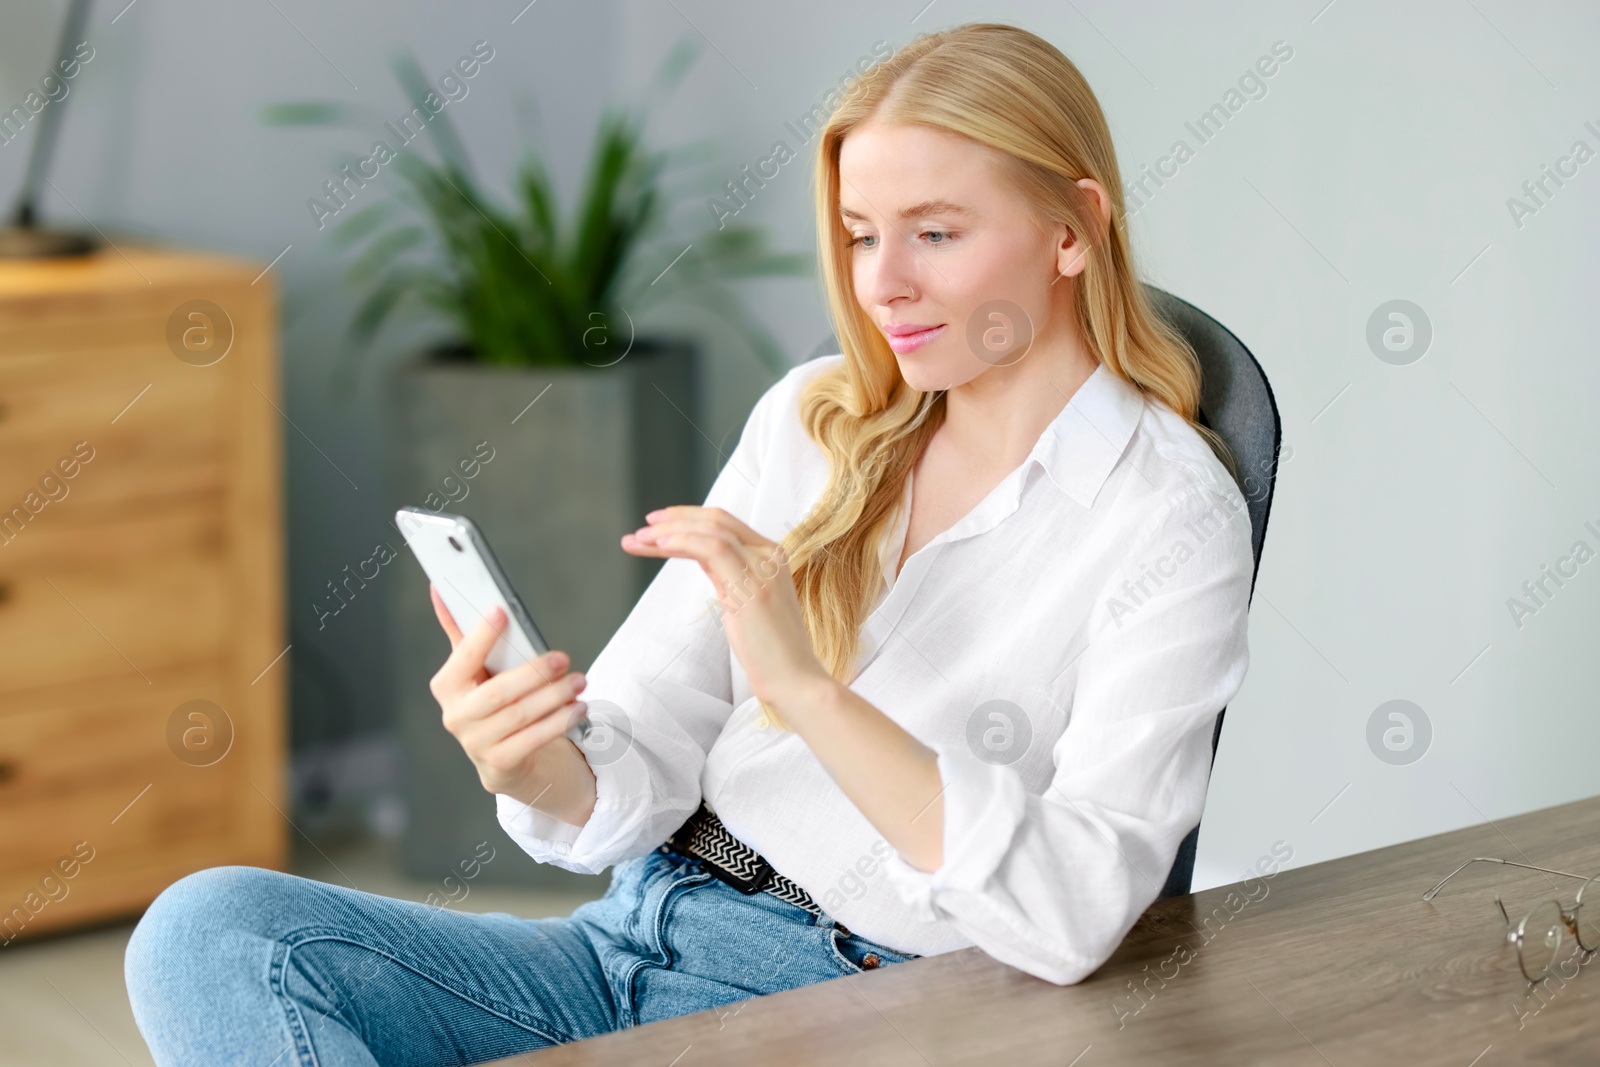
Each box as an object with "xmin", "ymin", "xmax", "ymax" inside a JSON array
[{"xmin": 1028, "ymin": 362, "xmax": 1147, "ymax": 510}]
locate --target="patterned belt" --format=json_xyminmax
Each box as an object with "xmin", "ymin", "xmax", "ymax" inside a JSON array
[{"xmin": 659, "ymin": 800, "xmax": 822, "ymax": 915}]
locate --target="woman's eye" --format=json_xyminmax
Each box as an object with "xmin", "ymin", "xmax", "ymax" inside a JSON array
[{"xmin": 847, "ymin": 231, "xmax": 952, "ymax": 249}]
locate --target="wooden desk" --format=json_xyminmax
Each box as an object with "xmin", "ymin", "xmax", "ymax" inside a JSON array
[{"xmin": 493, "ymin": 792, "xmax": 1600, "ymax": 1065}]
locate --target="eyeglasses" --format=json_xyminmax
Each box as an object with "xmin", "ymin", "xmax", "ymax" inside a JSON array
[{"xmin": 1422, "ymin": 857, "xmax": 1600, "ymax": 984}]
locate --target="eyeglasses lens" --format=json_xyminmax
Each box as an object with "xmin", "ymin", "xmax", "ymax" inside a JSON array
[
  {"xmin": 1519, "ymin": 900, "xmax": 1566, "ymax": 982},
  {"xmin": 1575, "ymin": 877, "xmax": 1600, "ymax": 953}
]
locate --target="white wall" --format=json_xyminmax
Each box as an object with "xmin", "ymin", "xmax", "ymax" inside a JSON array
[{"xmin": 6, "ymin": 0, "xmax": 1595, "ymax": 890}]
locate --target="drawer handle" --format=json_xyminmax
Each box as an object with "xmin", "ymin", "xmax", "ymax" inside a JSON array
[
  {"xmin": 0, "ymin": 581, "xmax": 11, "ymax": 606},
  {"xmin": 0, "ymin": 760, "xmax": 17, "ymax": 786}
]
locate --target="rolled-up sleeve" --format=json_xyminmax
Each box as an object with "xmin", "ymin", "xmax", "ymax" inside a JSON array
[
  {"xmin": 495, "ymin": 371, "xmax": 792, "ymax": 874},
  {"xmin": 880, "ymin": 482, "xmax": 1254, "ymax": 984}
]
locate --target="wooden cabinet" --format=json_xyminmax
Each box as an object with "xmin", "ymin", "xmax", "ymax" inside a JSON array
[{"xmin": 0, "ymin": 246, "xmax": 288, "ymax": 942}]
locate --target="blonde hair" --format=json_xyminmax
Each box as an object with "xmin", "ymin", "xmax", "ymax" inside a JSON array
[{"xmin": 757, "ymin": 22, "xmax": 1235, "ymax": 730}]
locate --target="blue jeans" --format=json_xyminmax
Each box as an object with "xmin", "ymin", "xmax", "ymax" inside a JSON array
[{"xmin": 124, "ymin": 846, "xmax": 918, "ymax": 1065}]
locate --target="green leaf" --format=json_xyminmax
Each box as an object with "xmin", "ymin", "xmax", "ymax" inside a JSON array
[
  {"xmin": 389, "ymin": 49, "xmax": 476, "ymax": 183},
  {"xmin": 516, "ymin": 153, "xmax": 559, "ymax": 252},
  {"xmin": 347, "ymin": 225, "xmax": 427, "ymax": 287},
  {"xmin": 325, "ymin": 202, "xmax": 396, "ymax": 251},
  {"xmin": 642, "ymin": 38, "xmax": 700, "ymax": 110},
  {"xmin": 346, "ymin": 270, "xmax": 419, "ymax": 351},
  {"xmin": 260, "ymin": 102, "xmax": 349, "ymax": 126},
  {"xmin": 328, "ymin": 272, "xmax": 414, "ymax": 398}
]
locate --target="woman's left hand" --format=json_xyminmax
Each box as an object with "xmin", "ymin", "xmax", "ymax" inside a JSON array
[{"xmin": 621, "ymin": 506, "xmax": 829, "ymax": 711}]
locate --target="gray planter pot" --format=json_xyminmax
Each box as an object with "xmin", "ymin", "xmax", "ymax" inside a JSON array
[{"xmin": 385, "ymin": 338, "xmax": 701, "ymax": 888}]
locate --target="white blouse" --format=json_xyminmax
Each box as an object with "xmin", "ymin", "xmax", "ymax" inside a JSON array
[{"xmin": 496, "ymin": 353, "xmax": 1254, "ymax": 985}]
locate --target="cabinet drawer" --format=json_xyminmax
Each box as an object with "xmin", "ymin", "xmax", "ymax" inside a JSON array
[
  {"xmin": 0, "ymin": 664, "xmax": 240, "ymax": 883},
  {"xmin": 0, "ymin": 341, "xmax": 226, "ymax": 511},
  {"xmin": 0, "ymin": 310, "xmax": 170, "ymax": 363},
  {"xmin": 0, "ymin": 542, "xmax": 229, "ymax": 699},
  {"xmin": 0, "ymin": 491, "xmax": 224, "ymax": 577}
]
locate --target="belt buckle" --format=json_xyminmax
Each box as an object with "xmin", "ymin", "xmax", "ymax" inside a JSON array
[
  {"xmin": 668, "ymin": 808, "xmax": 773, "ymax": 896},
  {"xmin": 701, "ymin": 853, "xmax": 773, "ymax": 895}
]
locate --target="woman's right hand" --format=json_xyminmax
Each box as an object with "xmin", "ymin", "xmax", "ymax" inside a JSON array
[{"xmin": 427, "ymin": 583, "xmax": 590, "ymax": 802}]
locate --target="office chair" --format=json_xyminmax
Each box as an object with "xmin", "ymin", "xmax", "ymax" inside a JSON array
[{"xmin": 801, "ymin": 284, "xmax": 1281, "ymax": 900}]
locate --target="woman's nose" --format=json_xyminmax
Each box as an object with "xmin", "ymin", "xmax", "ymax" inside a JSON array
[{"xmin": 865, "ymin": 236, "xmax": 923, "ymax": 305}]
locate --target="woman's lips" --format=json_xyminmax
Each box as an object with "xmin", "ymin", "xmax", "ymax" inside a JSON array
[{"xmin": 885, "ymin": 324, "xmax": 946, "ymax": 354}]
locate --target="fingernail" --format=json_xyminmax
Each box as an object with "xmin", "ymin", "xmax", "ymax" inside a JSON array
[
  {"xmin": 550, "ymin": 651, "xmax": 568, "ymax": 668},
  {"xmin": 570, "ymin": 672, "xmax": 587, "ymax": 690}
]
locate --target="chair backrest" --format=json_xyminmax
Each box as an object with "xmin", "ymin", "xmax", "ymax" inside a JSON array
[
  {"xmin": 1141, "ymin": 285, "xmax": 1280, "ymax": 898},
  {"xmin": 802, "ymin": 286, "xmax": 1281, "ymax": 899}
]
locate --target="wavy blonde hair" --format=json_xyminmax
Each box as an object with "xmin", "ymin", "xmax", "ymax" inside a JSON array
[{"xmin": 756, "ymin": 22, "xmax": 1235, "ymax": 730}]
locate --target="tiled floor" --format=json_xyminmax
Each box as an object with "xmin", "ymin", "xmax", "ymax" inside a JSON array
[{"xmin": 0, "ymin": 832, "xmax": 609, "ymax": 1066}]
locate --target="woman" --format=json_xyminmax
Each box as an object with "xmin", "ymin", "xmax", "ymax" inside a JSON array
[{"xmin": 125, "ymin": 21, "xmax": 1253, "ymax": 1064}]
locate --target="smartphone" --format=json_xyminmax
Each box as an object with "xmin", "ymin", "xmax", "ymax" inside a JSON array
[{"xmin": 396, "ymin": 506, "xmax": 587, "ymax": 745}]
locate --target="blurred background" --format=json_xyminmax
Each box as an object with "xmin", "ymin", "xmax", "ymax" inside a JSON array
[{"xmin": 0, "ymin": 1, "xmax": 1596, "ymax": 1062}]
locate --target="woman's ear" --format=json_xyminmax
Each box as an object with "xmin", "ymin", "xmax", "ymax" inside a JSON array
[
  {"xmin": 1056, "ymin": 177, "xmax": 1112, "ymax": 279},
  {"xmin": 1076, "ymin": 176, "xmax": 1112, "ymax": 229}
]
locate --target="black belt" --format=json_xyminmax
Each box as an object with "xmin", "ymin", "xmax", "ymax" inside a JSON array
[{"xmin": 659, "ymin": 800, "xmax": 822, "ymax": 915}]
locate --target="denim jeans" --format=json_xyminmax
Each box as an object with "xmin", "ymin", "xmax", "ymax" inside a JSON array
[{"xmin": 124, "ymin": 845, "xmax": 918, "ymax": 1065}]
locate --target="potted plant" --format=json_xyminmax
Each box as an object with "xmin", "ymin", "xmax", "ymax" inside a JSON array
[{"xmin": 263, "ymin": 41, "xmax": 809, "ymax": 885}]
